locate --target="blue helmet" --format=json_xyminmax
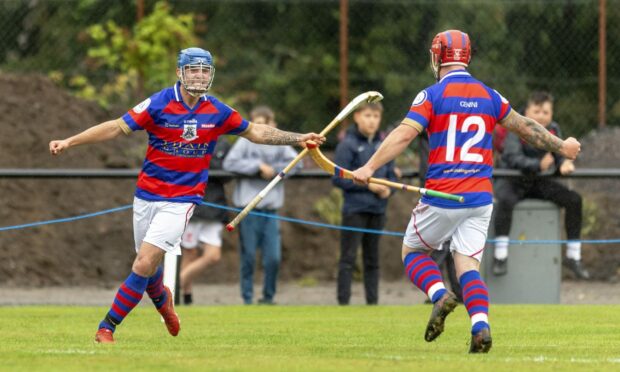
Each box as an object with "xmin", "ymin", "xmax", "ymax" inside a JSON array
[
  {"xmin": 177, "ymin": 47, "xmax": 215, "ymax": 96},
  {"xmin": 177, "ymin": 47, "xmax": 213, "ymax": 68}
]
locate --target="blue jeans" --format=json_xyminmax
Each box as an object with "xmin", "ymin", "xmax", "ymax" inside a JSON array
[{"xmin": 238, "ymin": 211, "xmax": 281, "ymax": 304}]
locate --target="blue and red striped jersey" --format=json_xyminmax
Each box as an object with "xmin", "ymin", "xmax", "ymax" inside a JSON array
[
  {"xmin": 402, "ymin": 70, "xmax": 512, "ymax": 208},
  {"xmin": 119, "ymin": 81, "xmax": 250, "ymax": 204}
]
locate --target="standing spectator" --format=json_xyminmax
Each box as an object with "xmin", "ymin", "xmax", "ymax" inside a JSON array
[
  {"xmin": 223, "ymin": 106, "xmax": 301, "ymax": 305},
  {"xmin": 179, "ymin": 137, "xmax": 231, "ymax": 305},
  {"xmin": 333, "ymin": 102, "xmax": 397, "ymax": 305},
  {"xmin": 492, "ymin": 91, "xmax": 589, "ymax": 279}
]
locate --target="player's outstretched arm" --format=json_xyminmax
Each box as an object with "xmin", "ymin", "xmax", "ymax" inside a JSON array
[
  {"xmin": 241, "ymin": 122, "xmax": 325, "ymax": 147},
  {"xmin": 499, "ymin": 109, "xmax": 580, "ymax": 160},
  {"xmin": 352, "ymin": 124, "xmax": 419, "ymax": 184},
  {"xmin": 49, "ymin": 119, "xmax": 125, "ymax": 156}
]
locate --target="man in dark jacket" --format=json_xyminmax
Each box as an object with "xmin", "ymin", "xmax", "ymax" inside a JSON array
[
  {"xmin": 179, "ymin": 138, "xmax": 232, "ymax": 304},
  {"xmin": 492, "ymin": 91, "xmax": 589, "ymax": 279},
  {"xmin": 333, "ymin": 102, "xmax": 397, "ymax": 305}
]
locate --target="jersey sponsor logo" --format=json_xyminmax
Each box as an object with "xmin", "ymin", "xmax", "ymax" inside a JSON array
[
  {"xmin": 181, "ymin": 119, "xmax": 199, "ymax": 141},
  {"xmin": 159, "ymin": 140, "xmax": 211, "ymax": 158},
  {"xmin": 133, "ymin": 98, "xmax": 151, "ymax": 114},
  {"xmin": 164, "ymin": 122, "xmax": 181, "ymax": 128},
  {"xmin": 412, "ymin": 90, "xmax": 428, "ymax": 106},
  {"xmin": 460, "ymin": 101, "xmax": 478, "ymax": 108},
  {"xmin": 201, "ymin": 123, "xmax": 216, "ymax": 129}
]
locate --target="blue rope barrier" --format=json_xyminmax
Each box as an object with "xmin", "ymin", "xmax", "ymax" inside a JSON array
[
  {"xmin": 0, "ymin": 205, "xmax": 132, "ymax": 232},
  {"xmin": 1, "ymin": 201, "xmax": 620, "ymax": 245}
]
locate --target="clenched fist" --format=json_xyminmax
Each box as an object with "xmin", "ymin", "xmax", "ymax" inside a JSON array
[
  {"xmin": 49, "ymin": 140, "xmax": 70, "ymax": 155},
  {"xmin": 560, "ymin": 137, "xmax": 581, "ymax": 160}
]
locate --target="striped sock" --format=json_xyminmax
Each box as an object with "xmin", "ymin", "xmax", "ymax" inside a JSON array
[
  {"xmin": 459, "ymin": 270, "xmax": 490, "ymax": 335},
  {"xmin": 403, "ymin": 252, "xmax": 447, "ymax": 303},
  {"xmin": 146, "ymin": 265, "xmax": 168, "ymax": 310},
  {"xmin": 98, "ymin": 272, "xmax": 148, "ymax": 332}
]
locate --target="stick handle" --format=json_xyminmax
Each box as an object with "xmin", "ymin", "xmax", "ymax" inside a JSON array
[
  {"xmin": 227, "ymin": 118, "xmax": 344, "ymax": 231},
  {"xmin": 226, "ymin": 149, "xmax": 309, "ymax": 231},
  {"xmin": 367, "ymin": 177, "xmax": 464, "ymax": 203}
]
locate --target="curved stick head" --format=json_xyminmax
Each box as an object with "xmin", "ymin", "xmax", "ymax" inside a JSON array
[
  {"xmin": 365, "ymin": 91, "xmax": 384, "ymax": 103},
  {"xmin": 335, "ymin": 91, "xmax": 384, "ymax": 122}
]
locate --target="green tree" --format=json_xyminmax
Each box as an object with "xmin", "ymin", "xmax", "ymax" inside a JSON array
[{"xmin": 77, "ymin": 1, "xmax": 197, "ymax": 106}]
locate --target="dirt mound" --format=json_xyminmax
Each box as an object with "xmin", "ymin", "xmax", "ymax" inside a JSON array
[
  {"xmin": 572, "ymin": 127, "xmax": 620, "ymax": 280},
  {"xmin": 0, "ymin": 74, "xmax": 144, "ymax": 286}
]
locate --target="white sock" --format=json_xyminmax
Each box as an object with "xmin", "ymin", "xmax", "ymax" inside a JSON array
[
  {"xmin": 566, "ymin": 241, "xmax": 582, "ymax": 261},
  {"xmin": 494, "ymin": 236, "xmax": 509, "ymax": 260}
]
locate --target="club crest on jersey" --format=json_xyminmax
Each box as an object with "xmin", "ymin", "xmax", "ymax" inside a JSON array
[
  {"xmin": 412, "ymin": 90, "xmax": 428, "ymax": 107},
  {"xmin": 181, "ymin": 120, "xmax": 199, "ymax": 141}
]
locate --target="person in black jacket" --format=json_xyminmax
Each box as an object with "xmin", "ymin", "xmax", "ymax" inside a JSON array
[
  {"xmin": 492, "ymin": 91, "xmax": 589, "ymax": 279},
  {"xmin": 179, "ymin": 138, "xmax": 232, "ymax": 304},
  {"xmin": 333, "ymin": 102, "xmax": 397, "ymax": 305}
]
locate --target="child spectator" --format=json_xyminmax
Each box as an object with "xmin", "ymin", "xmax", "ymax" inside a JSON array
[{"xmin": 333, "ymin": 102, "xmax": 397, "ymax": 305}]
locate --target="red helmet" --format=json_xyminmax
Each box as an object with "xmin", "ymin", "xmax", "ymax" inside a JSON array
[{"xmin": 430, "ymin": 30, "xmax": 471, "ymax": 80}]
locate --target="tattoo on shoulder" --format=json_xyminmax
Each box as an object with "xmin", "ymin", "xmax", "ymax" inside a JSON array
[
  {"xmin": 501, "ymin": 111, "xmax": 562, "ymax": 153},
  {"xmin": 260, "ymin": 125, "xmax": 302, "ymax": 146}
]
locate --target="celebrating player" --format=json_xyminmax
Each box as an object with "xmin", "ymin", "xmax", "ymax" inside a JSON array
[
  {"xmin": 49, "ymin": 47, "xmax": 325, "ymax": 344},
  {"xmin": 351, "ymin": 30, "xmax": 580, "ymax": 353}
]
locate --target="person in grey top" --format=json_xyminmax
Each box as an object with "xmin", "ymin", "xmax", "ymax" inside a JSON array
[{"xmin": 223, "ymin": 106, "xmax": 302, "ymax": 304}]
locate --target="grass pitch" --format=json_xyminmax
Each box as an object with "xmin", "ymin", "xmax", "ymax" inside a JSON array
[{"xmin": 1, "ymin": 305, "xmax": 619, "ymax": 371}]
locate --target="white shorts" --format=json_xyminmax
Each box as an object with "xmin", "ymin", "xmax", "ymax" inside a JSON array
[
  {"xmin": 181, "ymin": 221, "xmax": 224, "ymax": 249},
  {"xmin": 133, "ymin": 197, "xmax": 195, "ymax": 255},
  {"xmin": 403, "ymin": 202, "xmax": 493, "ymax": 261}
]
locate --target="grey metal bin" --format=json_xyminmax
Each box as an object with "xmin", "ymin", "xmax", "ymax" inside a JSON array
[{"xmin": 481, "ymin": 199, "xmax": 561, "ymax": 304}]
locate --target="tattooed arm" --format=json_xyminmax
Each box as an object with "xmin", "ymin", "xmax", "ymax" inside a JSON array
[
  {"xmin": 499, "ymin": 109, "xmax": 581, "ymax": 160},
  {"xmin": 241, "ymin": 123, "xmax": 325, "ymax": 146}
]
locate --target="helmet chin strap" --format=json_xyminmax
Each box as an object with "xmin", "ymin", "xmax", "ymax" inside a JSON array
[{"xmin": 184, "ymin": 87, "xmax": 205, "ymax": 98}]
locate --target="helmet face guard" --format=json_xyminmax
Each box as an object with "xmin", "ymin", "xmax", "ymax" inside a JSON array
[
  {"xmin": 179, "ymin": 63, "xmax": 215, "ymax": 97},
  {"xmin": 177, "ymin": 47, "xmax": 215, "ymax": 97}
]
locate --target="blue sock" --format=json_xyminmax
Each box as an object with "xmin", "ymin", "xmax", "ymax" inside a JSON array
[
  {"xmin": 403, "ymin": 252, "xmax": 447, "ymax": 303},
  {"xmin": 459, "ymin": 270, "xmax": 490, "ymax": 335},
  {"xmin": 99, "ymin": 271, "xmax": 148, "ymax": 332},
  {"xmin": 146, "ymin": 266, "xmax": 168, "ymax": 310}
]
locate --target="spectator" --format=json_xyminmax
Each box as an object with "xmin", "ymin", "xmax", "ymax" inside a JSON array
[
  {"xmin": 492, "ymin": 91, "xmax": 589, "ymax": 279},
  {"xmin": 332, "ymin": 102, "xmax": 397, "ymax": 305},
  {"xmin": 223, "ymin": 106, "xmax": 302, "ymax": 304},
  {"xmin": 179, "ymin": 137, "xmax": 231, "ymax": 305}
]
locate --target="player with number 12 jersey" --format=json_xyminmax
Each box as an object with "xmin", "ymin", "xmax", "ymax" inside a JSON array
[
  {"xmin": 403, "ymin": 64, "xmax": 511, "ymax": 209},
  {"xmin": 352, "ymin": 29, "xmax": 580, "ymax": 353}
]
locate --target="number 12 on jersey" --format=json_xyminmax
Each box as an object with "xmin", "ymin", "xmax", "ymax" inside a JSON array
[{"xmin": 445, "ymin": 114, "xmax": 486, "ymax": 163}]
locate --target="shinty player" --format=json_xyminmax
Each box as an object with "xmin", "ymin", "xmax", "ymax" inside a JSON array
[
  {"xmin": 352, "ymin": 30, "xmax": 580, "ymax": 353},
  {"xmin": 49, "ymin": 47, "xmax": 325, "ymax": 344}
]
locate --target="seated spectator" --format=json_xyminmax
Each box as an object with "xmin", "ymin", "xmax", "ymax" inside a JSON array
[
  {"xmin": 223, "ymin": 106, "xmax": 302, "ymax": 305},
  {"xmin": 492, "ymin": 91, "xmax": 589, "ymax": 279},
  {"xmin": 332, "ymin": 102, "xmax": 397, "ymax": 305},
  {"xmin": 179, "ymin": 137, "xmax": 231, "ymax": 305}
]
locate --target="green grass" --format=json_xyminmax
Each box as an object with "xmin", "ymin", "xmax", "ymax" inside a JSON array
[{"xmin": 1, "ymin": 305, "xmax": 619, "ymax": 371}]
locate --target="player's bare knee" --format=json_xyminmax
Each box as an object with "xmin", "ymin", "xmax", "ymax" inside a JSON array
[
  {"xmin": 453, "ymin": 252, "xmax": 480, "ymax": 278},
  {"xmin": 131, "ymin": 253, "xmax": 161, "ymax": 277},
  {"xmin": 401, "ymin": 244, "xmax": 430, "ymax": 261}
]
